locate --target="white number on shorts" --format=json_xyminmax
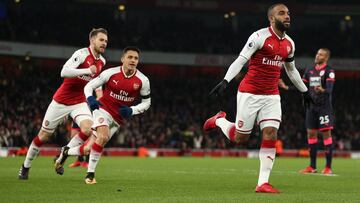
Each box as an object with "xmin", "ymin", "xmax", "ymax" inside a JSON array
[{"xmin": 319, "ymin": 115, "xmax": 329, "ymax": 125}]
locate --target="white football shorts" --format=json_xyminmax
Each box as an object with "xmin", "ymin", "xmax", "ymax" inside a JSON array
[
  {"xmin": 235, "ymin": 92, "xmax": 281, "ymax": 134},
  {"xmin": 91, "ymin": 108, "xmax": 120, "ymax": 139},
  {"xmin": 42, "ymin": 100, "xmax": 92, "ymax": 133}
]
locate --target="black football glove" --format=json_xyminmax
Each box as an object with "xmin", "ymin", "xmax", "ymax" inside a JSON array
[
  {"xmin": 209, "ymin": 80, "xmax": 228, "ymax": 97},
  {"xmin": 87, "ymin": 96, "xmax": 102, "ymax": 111},
  {"xmin": 302, "ymin": 91, "xmax": 314, "ymax": 108},
  {"xmin": 119, "ymin": 105, "xmax": 133, "ymax": 119}
]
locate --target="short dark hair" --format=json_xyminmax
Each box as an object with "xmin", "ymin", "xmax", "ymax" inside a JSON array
[
  {"xmin": 89, "ymin": 28, "xmax": 108, "ymax": 38},
  {"xmin": 122, "ymin": 46, "xmax": 141, "ymax": 55},
  {"xmin": 320, "ymin": 48, "xmax": 331, "ymax": 58},
  {"xmin": 267, "ymin": 3, "xmax": 286, "ymax": 18}
]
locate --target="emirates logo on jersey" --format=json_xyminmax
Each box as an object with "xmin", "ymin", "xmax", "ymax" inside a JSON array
[
  {"xmin": 262, "ymin": 55, "xmax": 284, "ymax": 67},
  {"xmin": 110, "ymin": 91, "xmax": 135, "ymax": 102},
  {"xmin": 133, "ymin": 83, "xmax": 140, "ymax": 90}
]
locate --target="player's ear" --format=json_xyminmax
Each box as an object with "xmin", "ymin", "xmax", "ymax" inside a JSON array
[
  {"xmin": 268, "ymin": 15, "xmax": 274, "ymax": 22},
  {"xmin": 121, "ymin": 56, "xmax": 124, "ymax": 63},
  {"xmin": 89, "ymin": 36, "xmax": 95, "ymax": 45}
]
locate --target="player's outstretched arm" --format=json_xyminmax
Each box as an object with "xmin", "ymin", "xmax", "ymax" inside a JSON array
[
  {"xmin": 61, "ymin": 50, "xmax": 94, "ymax": 78},
  {"xmin": 121, "ymin": 97, "xmax": 151, "ymax": 118},
  {"xmin": 84, "ymin": 67, "xmax": 116, "ymax": 99},
  {"xmin": 84, "ymin": 77, "xmax": 104, "ymax": 111},
  {"xmin": 84, "ymin": 77, "xmax": 104, "ymax": 98},
  {"xmin": 284, "ymin": 61, "xmax": 307, "ymax": 92},
  {"xmin": 210, "ymin": 31, "xmax": 260, "ymax": 97},
  {"xmin": 223, "ymin": 55, "xmax": 248, "ymax": 82},
  {"xmin": 84, "ymin": 68, "xmax": 116, "ymax": 111},
  {"xmin": 61, "ymin": 65, "xmax": 95, "ymax": 78},
  {"xmin": 126, "ymin": 78, "xmax": 151, "ymax": 117},
  {"xmin": 209, "ymin": 55, "xmax": 248, "ymax": 97},
  {"xmin": 223, "ymin": 31, "xmax": 261, "ymax": 83},
  {"xmin": 284, "ymin": 61, "xmax": 314, "ymax": 107}
]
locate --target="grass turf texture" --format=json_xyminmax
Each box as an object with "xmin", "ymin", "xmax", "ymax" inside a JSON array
[{"xmin": 1, "ymin": 157, "xmax": 359, "ymax": 203}]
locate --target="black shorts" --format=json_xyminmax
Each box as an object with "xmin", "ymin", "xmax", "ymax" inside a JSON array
[{"xmin": 305, "ymin": 105, "xmax": 334, "ymax": 131}]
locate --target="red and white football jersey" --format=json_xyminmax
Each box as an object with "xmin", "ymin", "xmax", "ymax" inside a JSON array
[
  {"xmin": 53, "ymin": 47, "xmax": 105, "ymax": 105},
  {"xmin": 239, "ymin": 26, "xmax": 295, "ymax": 95},
  {"xmin": 97, "ymin": 66, "xmax": 150, "ymax": 124}
]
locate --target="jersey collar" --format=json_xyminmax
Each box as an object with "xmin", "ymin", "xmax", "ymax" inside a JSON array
[
  {"xmin": 269, "ymin": 26, "xmax": 286, "ymax": 40},
  {"xmin": 88, "ymin": 47, "xmax": 100, "ymax": 60},
  {"xmin": 315, "ymin": 63, "xmax": 327, "ymax": 71},
  {"xmin": 121, "ymin": 66, "xmax": 137, "ymax": 78}
]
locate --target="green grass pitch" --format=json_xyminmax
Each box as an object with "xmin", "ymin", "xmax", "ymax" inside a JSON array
[{"xmin": 1, "ymin": 157, "xmax": 359, "ymax": 203}]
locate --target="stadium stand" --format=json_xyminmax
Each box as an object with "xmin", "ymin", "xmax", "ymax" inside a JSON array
[
  {"xmin": 0, "ymin": 56, "xmax": 359, "ymax": 151},
  {"xmin": 1, "ymin": 0, "xmax": 360, "ymax": 57}
]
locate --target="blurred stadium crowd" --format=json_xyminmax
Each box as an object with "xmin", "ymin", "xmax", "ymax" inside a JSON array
[
  {"xmin": 1, "ymin": 0, "xmax": 359, "ymax": 57},
  {"xmin": 1, "ymin": 60, "xmax": 359, "ymax": 150}
]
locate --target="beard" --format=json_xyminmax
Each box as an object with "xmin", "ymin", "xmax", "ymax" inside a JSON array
[
  {"xmin": 275, "ymin": 19, "xmax": 290, "ymax": 32},
  {"xmin": 315, "ymin": 58, "xmax": 323, "ymax": 64},
  {"xmin": 94, "ymin": 46, "xmax": 105, "ymax": 54}
]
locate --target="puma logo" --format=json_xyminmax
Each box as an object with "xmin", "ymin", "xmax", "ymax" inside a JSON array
[
  {"xmin": 267, "ymin": 156, "xmax": 274, "ymax": 162},
  {"xmin": 268, "ymin": 44, "xmax": 274, "ymax": 50},
  {"xmin": 112, "ymin": 80, "xmax": 119, "ymax": 85}
]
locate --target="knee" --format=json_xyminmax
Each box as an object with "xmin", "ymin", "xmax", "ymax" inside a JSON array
[
  {"xmin": 82, "ymin": 128, "xmax": 93, "ymax": 137},
  {"xmin": 80, "ymin": 122, "xmax": 93, "ymax": 136},
  {"xmin": 96, "ymin": 133, "xmax": 110, "ymax": 146},
  {"xmin": 262, "ymin": 127, "xmax": 277, "ymax": 140},
  {"xmin": 38, "ymin": 130, "xmax": 52, "ymax": 142},
  {"xmin": 322, "ymin": 130, "xmax": 332, "ymax": 139},
  {"xmin": 307, "ymin": 129, "xmax": 318, "ymax": 138},
  {"xmin": 234, "ymin": 132, "xmax": 250, "ymax": 143}
]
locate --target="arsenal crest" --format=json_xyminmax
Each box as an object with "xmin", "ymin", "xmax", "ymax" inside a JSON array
[
  {"xmin": 133, "ymin": 83, "xmax": 140, "ymax": 90},
  {"xmin": 44, "ymin": 120, "xmax": 50, "ymax": 126},
  {"xmin": 98, "ymin": 118, "xmax": 104, "ymax": 124}
]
